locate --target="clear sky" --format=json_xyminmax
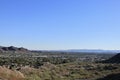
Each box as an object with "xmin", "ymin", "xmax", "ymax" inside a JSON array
[{"xmin": 0, "ymin": 0, "xmax": 120, "ymax": 50}]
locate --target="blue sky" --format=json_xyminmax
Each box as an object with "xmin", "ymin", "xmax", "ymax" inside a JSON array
[{"xmin": 0, "ymin": 0, "xmax": 120, "ymax": 50}]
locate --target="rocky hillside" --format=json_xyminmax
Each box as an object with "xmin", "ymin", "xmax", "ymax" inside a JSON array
[
  {"xmin": 0, "ymin": 66, "xmax": 25, "ymax": 80},
  {"xmin": 97, "ymin": 73, "xmax": 120, "ymax": 80},
  {"xmin": 0, "ymin": 46, "xmax": 29, "ymax": 53},
  {"xmin": 104, "ymin": 53, "xmax": 120, "ymax": 63}
]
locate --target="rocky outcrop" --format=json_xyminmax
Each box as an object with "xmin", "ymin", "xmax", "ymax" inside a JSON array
[{"xmin": 0, "ymin": 46, "xmax": 29, "ymax": 53}]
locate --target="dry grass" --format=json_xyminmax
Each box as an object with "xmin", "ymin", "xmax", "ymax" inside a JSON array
[{"xmin": 0, "ymin": 66, "xmax": 25, "ymax": 80}]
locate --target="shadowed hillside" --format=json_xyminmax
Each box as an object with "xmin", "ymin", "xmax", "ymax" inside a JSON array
[
  {"xmin": 0, "ymin": 46, "xmax": 29, "ymax": 53},
  {"xmin": 103, "ymin": 53, "xmax": 120, "ymax": 63},
  {"xmin": 97, "ymin": 73, "xmax": 120, "ymax": 80}
]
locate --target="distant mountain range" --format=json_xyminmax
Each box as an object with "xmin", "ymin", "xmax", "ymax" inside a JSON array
[
  {"xmin": 0, "ymin": 46, "xmax": 29, "ymax": 53},
  {"xmin": 48, "ymin": 49, "xmax": 120, "ymax": 54},
  {"xmin": 0, "ymin": 46, "xmax": 120, "ymax": 54},
  {"xmin": 65, "ymin": 49, "xmax": 120, "ymax": 53}
]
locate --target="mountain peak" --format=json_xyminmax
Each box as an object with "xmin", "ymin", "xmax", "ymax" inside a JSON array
[{"xmin": 0, "ymin": 46, "xmax": 29, "ymax": 53}]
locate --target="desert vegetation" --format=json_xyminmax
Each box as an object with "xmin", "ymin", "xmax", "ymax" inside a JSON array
[{"xmin": 0, "ymin": 46, "xmax": 119, "ymax": 80}]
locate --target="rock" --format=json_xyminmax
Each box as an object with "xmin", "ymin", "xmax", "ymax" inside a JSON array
[{"xmin": 0, "ymin": 46, "xmax": 29, "ymax": 53}]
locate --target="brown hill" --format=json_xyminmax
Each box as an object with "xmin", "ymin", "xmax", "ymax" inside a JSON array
[
  {"xmin": 0, "ymin": 46, "xmax": 29, "ymax": 53},
  {"xmin": 0, "ymin": 66, "xmax": 25, "ymax": 80}
]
